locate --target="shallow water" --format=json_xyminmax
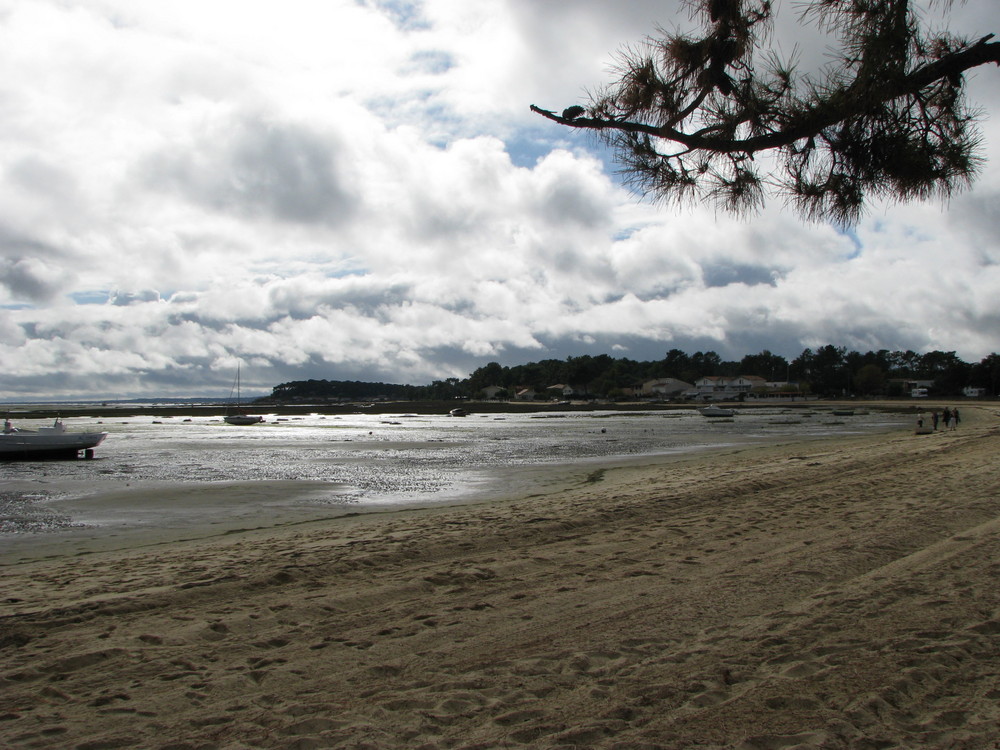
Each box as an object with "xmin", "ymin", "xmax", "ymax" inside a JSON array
[{"xmin": 0, "ymin": 406, "xmax": 908, "ymax": 557}]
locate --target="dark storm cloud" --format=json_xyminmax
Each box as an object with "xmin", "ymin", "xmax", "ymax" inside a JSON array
[
  {"xmin": 0, "ymin": 228, "xmax": 69, "ymax": 303},
  {"xmin": 537, "ymin": 176, "xmax": 608, "ymax": 230},
  {"xmin": 702, "ymin": 263, "xmax": 779, "ymax": 289},
  {"xmin": 0, "ymin": 258, "xmax": 61, "ymax": 303},
  {"xmin": 142, "ymin": 116, "xmax": 357, "ymax": 226},
  {"xmin": 109, "ymin": 289, "xmax": 161, "ymax": 306}
]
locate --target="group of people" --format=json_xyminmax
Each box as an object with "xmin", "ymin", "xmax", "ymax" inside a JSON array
[
  {"xmin": 933, "ymin": 408, "xmax": 960, "ymax": 430},
  {"xmin": 917, "ymin": 408, "xmax": 960, "ymax": 431}
]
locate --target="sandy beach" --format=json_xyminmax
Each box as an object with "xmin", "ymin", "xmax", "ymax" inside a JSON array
[{"xmin": 2, "ymin": 405, "xmax": 999, "ymax": 749}]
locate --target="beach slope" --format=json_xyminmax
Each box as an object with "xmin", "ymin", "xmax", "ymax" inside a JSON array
[{"xmin": 2, "ymin": 407, "xmax": 999, "ymax": 749}]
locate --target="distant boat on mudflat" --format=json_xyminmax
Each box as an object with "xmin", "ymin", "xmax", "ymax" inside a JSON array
[
  {"xmin": 699, "ymin": 406, "xmax": 736, "ymax": 417},
  {"xmin": 1, "ymin": 418, "xmax": 107, "ymax": 460},
  {"xmin": 224, "ymin": 412, "xmax": 264, "ymax": 425},
  {"xmin": 224, "ymin": 365, "xmax": 264, "ymax": 425}
]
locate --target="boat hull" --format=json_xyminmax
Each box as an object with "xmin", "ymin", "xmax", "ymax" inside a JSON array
[
  {"xmin": 699, "ymin": 407, "xmax": 736, "ymax": 417},
  {"xmin": 224, "ymin": 415, "xmax": 264, "ymax": 425},
  {"xmin": 0, "ymin": 432, "xmax": 107, "ymax": 460}
]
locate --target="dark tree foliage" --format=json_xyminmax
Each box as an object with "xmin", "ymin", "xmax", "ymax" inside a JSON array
[
  {"xmin": 739, "ymin": 349, "xmax": 788, "ymax": 380},
  {"xmin": 854, "ymin": 363, "xmax": 887, "ymax": 395},
  {"xmin": 969, "ymin": 353, "xmax": 1000, "ymax": 393},
  {"xmin": 792, "ymin": 344, "xmax": 850, "ymax": 394},
  {"xmin": 531, "ymin": 0, "xmax": 998, "ymax": 223},
  {"xmin": 270, "ymin": 379, "xmax": 420, "ymax": 401},
  {"xmin": 269, "ymin": 348, "xmax": 998, "ymax": 401}
]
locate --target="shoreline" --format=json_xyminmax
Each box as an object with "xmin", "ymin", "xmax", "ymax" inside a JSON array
[
  {"xmin": 0, "ymin": 418, "xmax": 899, "ymax": 567},
  {"xmin": 0, "ymin": 442, "xmax": 764, "ymax": 567},
  {"xmin": 0, "ymin": 397, "xmax": 970, "ymax": 421},
  {"xmin": 2, "ymin": 407, "xmax": 999, "ymax": 748}
]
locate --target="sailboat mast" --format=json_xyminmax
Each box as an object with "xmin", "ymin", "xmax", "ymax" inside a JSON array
[{"xmin": 223, "ymin": 362, "xmax": 262, "ymax": 424}]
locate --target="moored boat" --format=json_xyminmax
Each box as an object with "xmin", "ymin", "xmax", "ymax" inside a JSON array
[
  {"xmin": 224, "ymin": 364, "xmax": 264, "ymax": 425},
  {"xmin": 223, "ymin": 413, "xmax": 264, "ymax": 425},
  {"xmin": 699, "ymin": 406, "xmax": 736, "ymax": 417},
  {"xmin": 0, "ymin": 418, "xmax": 108, "ymax": 460}
]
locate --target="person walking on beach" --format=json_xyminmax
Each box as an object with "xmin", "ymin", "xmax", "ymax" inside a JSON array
[
  {"xmin": 949, "ymin": 408, "xmax": 959, "ymax": 430},
  {"xmin": 932, "ymin": 411, "xmax": 940, "ymax": 430}
]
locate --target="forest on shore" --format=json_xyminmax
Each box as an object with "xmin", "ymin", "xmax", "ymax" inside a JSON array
[{"xmin": 267, "ymin": 346, "xmax": 1000, "ymax": 403}]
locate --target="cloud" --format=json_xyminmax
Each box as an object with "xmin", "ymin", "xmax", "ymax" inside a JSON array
[
  {"xmin": 109, "ymin": 289, "xmax": 162, "ymax": 306},
  {"xmin": 0, "ymin": 251, "xmax": 72, "ymax": 304},
  {"xmin": 140, "ymin": 114, "xmax": 358, "ymax": 225},
  {"xmin": 0, "ymin": 0, "xmax": 998, "ymax": 399}
]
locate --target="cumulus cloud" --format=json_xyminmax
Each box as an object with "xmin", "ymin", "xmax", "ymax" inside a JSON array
[
  {"xmin": 141, "ymin": 114, "xmax": 358, "ymax": 225},
  {"xmin": 108, "ymin": 289, "xmax": 162, "ymax": 306},
  {"xmin": 0, "ymin": 0, "xmax": 997, "ymax": 399},
  {"xmin": 0, "ymin": 257, "xmax": 65, "ymax": 304}
]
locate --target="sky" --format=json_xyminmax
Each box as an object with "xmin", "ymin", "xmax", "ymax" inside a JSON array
[{"xmin": 1, "ymin": 0, "xmax": 998, "ymax": 400}]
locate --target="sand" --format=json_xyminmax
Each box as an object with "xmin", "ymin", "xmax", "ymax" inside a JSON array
[{"xmin": 2, "ymin": 405, "xmax": 999, "ymax": 749}]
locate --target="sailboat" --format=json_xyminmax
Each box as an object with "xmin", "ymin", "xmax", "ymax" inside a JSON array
[{"xmin": 224, "ymin": 365, "xmax": 264, "ymax": 425}]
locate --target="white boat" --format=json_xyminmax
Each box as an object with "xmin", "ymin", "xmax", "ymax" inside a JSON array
[
  {"xmin": 699, "ymin": 406, "xmax": 736, "ymax": 417},
  {"xmin": 1, "ymin": 418, "xmax": 108, "ymax": 459},
  {"xmin": 224, "ymin": 365, "xmax": 264, "ymax": 425},
  {"xmin": 449, "ymin": 408, "xmax": 469, "ymax": 417}
]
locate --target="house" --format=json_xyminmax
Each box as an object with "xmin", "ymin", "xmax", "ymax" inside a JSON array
[
  {"xmin": 514, "ymin": 388, "xmax": 536, "ymax": 401},
  {"xmin": 734, "ymin": 375, "xmax": 768, "ymax": 392},
  {"xmin": 481, "ymin": 385, "xmax": 505, "ymax": 400},
  {"xmin": 963, "ymin": 386, "xmax": 988, "ymax": 398},
  {"xmin": 546, "ymin": 384, "xmax": 577, "ymax": 399},
  {"xmin": 694, "ymin": 376, "xmax": 728, "ymax": 399},
  {"xmin": 694, "ymin": 375, "xmax": 769, "ymax": 401},
  {"xmin": 635, "ymin": 378, "xmax": 693, "ymax": 399},
  {"xmin": 892, "ymin": 379, "xmax": 935, "ymax": 397}
]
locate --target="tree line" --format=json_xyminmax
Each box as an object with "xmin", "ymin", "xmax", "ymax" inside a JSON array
[{"xmin": 267, "ymin": 346, "xmax": 1000, "ymax": 402}]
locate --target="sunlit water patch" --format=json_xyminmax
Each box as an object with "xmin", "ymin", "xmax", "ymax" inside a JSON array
[
  {"xmin": 0, "ymin": 407, "xmax": 909, "ymax": 552},
  {"xmin": 0, "ymin": 491, "xmax": 83, "ymax": 534}
]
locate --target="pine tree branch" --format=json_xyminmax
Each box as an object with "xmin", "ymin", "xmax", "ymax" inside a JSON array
[{"xmin": 531, "ymin": 36, "xmax": 999, "ymax": 156}]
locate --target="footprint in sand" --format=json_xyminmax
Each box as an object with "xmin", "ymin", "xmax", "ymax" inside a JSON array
[
  {"xmin": 735, "ymin": 730, "xmax": 830, "ymax": 749},
  {"xmin": 492, "ymin": 708, "xmax": 545, "ymax": 726}
]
